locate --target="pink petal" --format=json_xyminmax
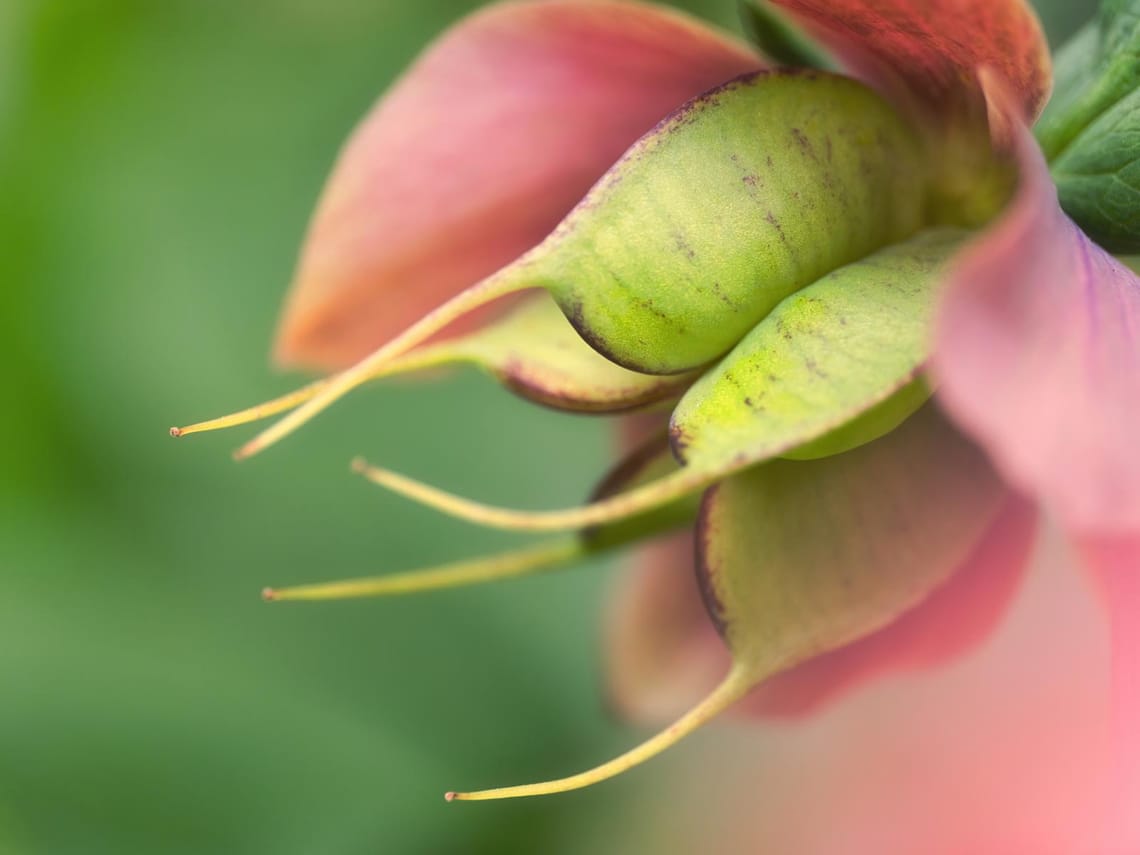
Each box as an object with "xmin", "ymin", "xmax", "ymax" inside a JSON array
[
  {"xmin": 274, "ymin": 0, "xmax": 761, "ymax": 370},
  {"xmin": 603, "ymin": 530, "xmax": 729, "ymax": 723},
  {"xmin": 1082, "ymin": 536, "xmax": 1140, "ymax": 846},
  {"xmin": 934, "ymin": 126, "xmax": 1140, "ymax": 537},
  {"xmin": 612, "ymin": 534, "xmax": 1110, "ymax": 853},
  {"xmin": 768, "ymin": 0, "xmax": 1050, "ymax": 123},
  {"xmin": 604, "ymin": 495, "xmax": 1036, "ymax": 724}
]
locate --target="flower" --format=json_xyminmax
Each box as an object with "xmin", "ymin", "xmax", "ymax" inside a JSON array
[{"xmin": 173, "ymin": 0, "xmax": 1140, "ymax": 843}]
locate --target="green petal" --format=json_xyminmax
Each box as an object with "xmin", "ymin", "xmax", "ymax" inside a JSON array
[
  {"xmin": 670, "ymin": 228, "xmax": 964, "ymax": 468},
  {"xmin": 440, "ymin": 292, "xmax": 697, "ymax": 413},
  {"xmin": 697, "ymin": 405, "xmax": 1005, "ymax": 677},
  {"xmin": 535, "ymin": 70, "xmax": 926, "ymax": 373}
]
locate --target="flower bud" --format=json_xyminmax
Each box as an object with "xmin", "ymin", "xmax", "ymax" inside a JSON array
[
  {"xmin": 233, "ymin": 70, "xmax": 928, "ymax": 459},
  {"xmin": 354, "ymin": 228, "xmax": 965, "ymax": 536}
]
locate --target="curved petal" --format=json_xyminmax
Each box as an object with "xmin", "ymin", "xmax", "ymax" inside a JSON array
[
  {"xmin": 1082, "ymin": 536, "xmax": 1140, "ymax": 846},
  {"xmin": 934, "ymin": 125, "xmax": 1140, "ymax": 537},
  {"xmin": 602, "ymin": 532, "xmax": 1109, "ymax": 853},
  {"xmin": 604, "ymin": 474, "xmax": 1036, "ymax": 725},
  {"xmin": 741, "ymin": 494, "xmax": 1037, "ymax": 718},
  {"xmin": 767, "ymin": 0, "xmax": 1050, "ymax": 124},
  {"xmin": 275, "ymin": 0, "xmax": 761, "ymax": 370},
  {"xmin": 603, "ymin": 530, "xmax": 729, "ymax": 723}
]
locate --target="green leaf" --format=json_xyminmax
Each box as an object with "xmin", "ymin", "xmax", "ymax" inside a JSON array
[
  {"xmin": 1036, "ymin": 2, "xmax": 1140, "ymax": 252},
  {"xmin": 737, "ymin": 0, "xmax": 835, "ymax": 70},
  {"xmin": 697, "ymin": 405, "xmax": 1004, "ymax": 679}
]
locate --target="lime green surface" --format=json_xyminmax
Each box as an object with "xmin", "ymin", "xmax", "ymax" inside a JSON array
[
  {"xmin": 671, "ymin": 229, "xmax": 964, "ymax": 468},
  {"xmin": 533, "ymin": 72, "xmax": 926, "ymax": 373},
  {"xmin": 445, "ymin": 292, "xmax": 697, "ymax": 412}
]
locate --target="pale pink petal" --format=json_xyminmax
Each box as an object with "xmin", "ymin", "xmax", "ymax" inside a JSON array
[
  {"xmin": 604, "ymin": 495, "xmax": 1036, "ymax": 724},
  {"xmin": 1082, "ymin": 536, "xmax": 1140, "ymax": 847},
  {"xmin": 274, "ymin": 0, "xmax": 761, "ymax": 370},
  {"xmin": 934, "ymin": 127, "xmax": 1140, "ymax": 537},
  {"xmin": 611, "ymin": 532, "xmax": 1110, "ymax": 854},
  {"xmin": 604, "ymin": 412, "xmax": 728, "ymax": 721},
  {"xmin": 768, "ymin": 0, "xmax": 1050, "ymax": 123},
  {"xmin": 603, "ymin": 530, "xmax": 729, "ymax": 723}
]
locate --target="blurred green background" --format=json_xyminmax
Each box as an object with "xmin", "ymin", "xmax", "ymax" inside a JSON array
[{"xmin": 0, "ymin": 1, "xmax": 1095, "ymax": 852}]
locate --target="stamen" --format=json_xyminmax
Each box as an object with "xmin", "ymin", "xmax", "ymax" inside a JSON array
[
  {"xmin": 350, "ymin": 458, "xmax": 710, "ymax": 533},
  {"xmin": 235, "ymin": 275, "xmax": 525, "ymax": 460},
  {"xmin": 172, "ymin": 344, "xmax": 466, "ymax": 442},
  {"xmin": 446, "ymin": 666, "xmax": 753, "ymax": 801},
  {"xmin": 171, "ymin": 379, "xmax": 327, "ymax": 438},
  {"xmin": 263, "ymin": 539, "xmax": 582, "ymax": 602}
]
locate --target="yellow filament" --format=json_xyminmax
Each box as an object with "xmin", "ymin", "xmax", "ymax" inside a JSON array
[
  {"xmin": 235, "ymin": 275, "xmax": 523, "ymax": 460},
  {"xmin": 171, "ymin": 345, "xmax": 466, "ymax": 441},
  {"xmin": 171, "ymin": 379, "xmax": 327, "ymax": 438},
  {"xmin": 263, "ymin": 539, "xmax": 582, "ymax": 602},
  {"xmin": 446, "ymin": 666, "xmax": 753, "ymax": 801},
  {"xmin": 350, "ymin": 458, "xmax": 709, "ymax": 533}
]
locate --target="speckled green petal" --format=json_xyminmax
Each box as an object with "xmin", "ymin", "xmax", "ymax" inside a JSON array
[
  {"xmin": 535, "ymin": 70, "xmax": 926, "ymax": 373},
  {"xmin": 443, "ymin": 292, "xmax": 698, "ymax": 413},
  {"xmin": 697, "ymin": 405, "xmax": 1005, "ymax": 682},
  {"xmin": 670, "ymin": 228, "xmax": 964, "ymax": 468}
]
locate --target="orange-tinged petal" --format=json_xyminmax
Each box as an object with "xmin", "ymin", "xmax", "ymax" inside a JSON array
[
  {"xmin": 275, "ymin": 0, "xmax": 761, "ymax": 371},
  {"xmin": 768, "ymin": 0, "xmax": 1051, "ymax": 124}
]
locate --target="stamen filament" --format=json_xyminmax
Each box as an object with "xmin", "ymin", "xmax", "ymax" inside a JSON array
[
  {"xmin": 171, "ymin": 379, "xmax": 327, "ymax": 438},
  {"xmin": 446, "ymin": 666, "xmax": 754, "ymax": 801},
  {"xmin": 172, "ymin": 345, "xmax": 468, "ymax": 440},
  {"xmin": 263, "ymin": 539, "xmax": 582, "ymax": 602},
  {"xmin": 235, "ymin": 275, "xmax": 525, "ymax": 460},
  {"xmin": 351, "ymin": 458, "xmax": 710, "ymax": 533}
]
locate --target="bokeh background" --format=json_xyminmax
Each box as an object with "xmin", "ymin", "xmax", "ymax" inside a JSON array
[{"xmin": 0, "ymin": 1, "xmax": 1098, "ymax": 852}]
